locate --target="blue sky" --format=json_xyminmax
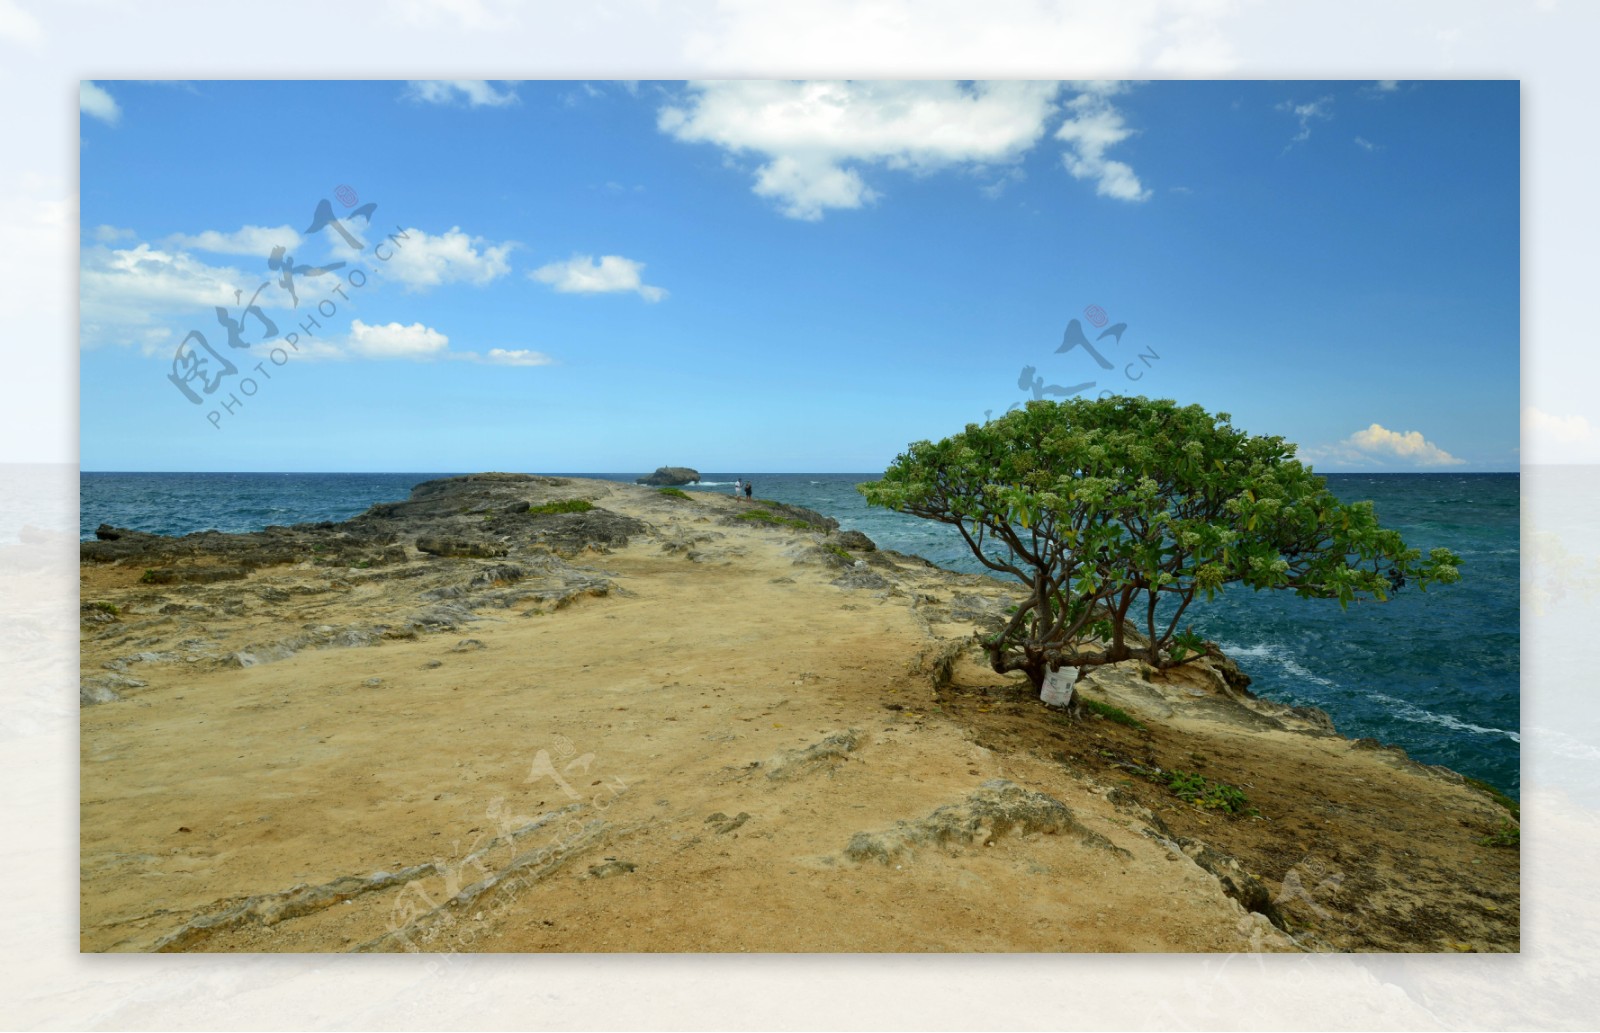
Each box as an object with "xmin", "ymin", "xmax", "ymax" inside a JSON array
[{"xmin": 78, "ymin": 79, "xmax": 1519, "ymax": 473}]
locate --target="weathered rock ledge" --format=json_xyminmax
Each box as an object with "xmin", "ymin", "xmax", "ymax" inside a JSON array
[{"xmin": 78, "ymin": 474, "xmax": 1519, "ymax": 954}]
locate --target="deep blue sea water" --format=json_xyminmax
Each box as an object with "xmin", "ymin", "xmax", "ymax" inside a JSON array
[{"xmin": 81, "ymin": 470, "xmax": 1520, "ymax": 797}]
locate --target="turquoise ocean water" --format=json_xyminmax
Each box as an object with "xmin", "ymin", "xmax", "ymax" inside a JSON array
[{"xmin": 81, "ymin": 470, "xmax": 1519, "ymax": 797}]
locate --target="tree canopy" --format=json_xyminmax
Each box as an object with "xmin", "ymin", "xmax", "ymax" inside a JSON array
[{"xmin": 859, "ymin": 397, "xmax": 1462, "ymax": 693}]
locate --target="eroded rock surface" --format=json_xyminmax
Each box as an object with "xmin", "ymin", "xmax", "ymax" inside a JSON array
[{"xmin": 78, "ymin": 473, "xmax": 1518, "ymax": 956}]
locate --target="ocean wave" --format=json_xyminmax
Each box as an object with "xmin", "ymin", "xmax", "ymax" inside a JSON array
[
  {"xmin": 1216, "ymin": 641, "xmax": 1338, "ymax": 688},
  {"xmin": 1367, "ymin": 692, "xmax": 1521, "ymax": 743}
]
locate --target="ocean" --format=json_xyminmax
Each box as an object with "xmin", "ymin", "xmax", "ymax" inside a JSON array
[{"xmin": 80, "ymin": 470, "xmax": 1520, "ymax": 798}]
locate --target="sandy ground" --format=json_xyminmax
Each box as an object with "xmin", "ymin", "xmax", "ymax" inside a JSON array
[{"xmin": 78, "ymin": 478, "xmax": 1517, "ymax": 953}]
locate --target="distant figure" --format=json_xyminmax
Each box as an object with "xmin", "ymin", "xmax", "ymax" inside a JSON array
[
  {"xmin": 744, "ymin": 481, "xmax": 753, "ymax": 500},
  {"xmin": 733, "ymin": 478, "xmax": 742, "ymax": 497}
]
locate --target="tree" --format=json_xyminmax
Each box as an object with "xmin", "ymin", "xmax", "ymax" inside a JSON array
[{"xmin": 859, "ymin": 397, "xmax": 1461, "ymax": 694}]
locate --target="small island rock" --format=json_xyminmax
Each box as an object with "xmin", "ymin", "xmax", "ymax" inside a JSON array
[{"xmin": 636, "ymin": 466, "xmax": 701, "ymax": 486}]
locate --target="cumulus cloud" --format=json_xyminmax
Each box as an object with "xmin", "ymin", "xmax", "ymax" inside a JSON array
[
  {"xmin": 1277, "ymin": 95, "xmax": 1333, "ymax": 144},
  {"xmin": 475, "ymin": 348, "xmax": 555, "ymax": 367},
  {"xmin": 341, "ymin": 326, "xmax": 552, "ymax": 366},
  {"xmin": 347, "ymin": 319, "xmax": 450, "ymax": 359},
  {"xmin": 80, "ymin": 242, "xmax": 262, "ymax": 351},
  {"xmin": 91, "ymin": 224, "xmax": 135, "ymax": 243},
  {"xmin": 530, "ymin": 254, "xmax": 666, "ymax": 301},
  {"xmin": 1310, "ymin": 423, "xmax": 1466, "ymax": 467},
  {"xmin": 80, "ymin": 81, "xmax": 120, "ymax": 125},
  {"xmin": 656, "ymin": 80, "xmax": 1071, "ymax": 219},
  {"xmin": 370, "ymin": 227, "xmax": 514, "ymax": 291},
  {"xmin": 403, "ymin": 80, "xmax": 518, "ymax": 107},
  {"xmin": 165, "ymin": 224, "xmax": 302, "ymax": 256},
  {"xmin": 1054, "ymin": 84, "xmax": 1150, "ymax": 201}
]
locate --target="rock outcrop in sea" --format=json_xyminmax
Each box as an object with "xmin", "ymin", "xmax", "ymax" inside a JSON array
[{"xmin": 635, "ymin": 466, "xmax": 700, "ymax": 486}]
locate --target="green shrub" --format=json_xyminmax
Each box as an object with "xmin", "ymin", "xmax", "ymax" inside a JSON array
[
  {"xmin": 527, "ymin": 499, "xmax": 594, "ymax": 516},
  {"xmin": 1081, "ymin": 698, "xmax": 1146, "ymax": 730},
  {"xmin": 657, "ymin": 487, "xmax": 692, "ymax": 501},
  {"xmin": 1478, "ymin": 821, "xmax": 1520, "ymax": 848},
  {"xmin": 736, "ymin": 509, "xmax": 810, "ymax": 530},
  {"xmin": 86, "ymin": 600, "xmax": 119, "ymax": 616},
  {"xmin": 1131, "ymin": 765, "xmax": 1252, "ymax": 814}
]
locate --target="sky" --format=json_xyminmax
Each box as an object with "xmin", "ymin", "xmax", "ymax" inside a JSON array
[{"xmin": 78, "ymin": 78, "xmax": 1520, "ymax": 473}]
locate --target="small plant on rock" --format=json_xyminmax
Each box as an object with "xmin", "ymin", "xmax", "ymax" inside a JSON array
[
  {"xmin": 527, "ymin": 499, "xmax": 594, "ymax": 516},
  {"xmin": 1080, "ymin": 698, "xmax": 1146, "ymax": 730}
]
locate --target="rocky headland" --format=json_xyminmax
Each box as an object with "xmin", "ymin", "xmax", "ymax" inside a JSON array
[{"xmin": 79, "ymin": 474, "xmax": 1519, "ymax": 953}]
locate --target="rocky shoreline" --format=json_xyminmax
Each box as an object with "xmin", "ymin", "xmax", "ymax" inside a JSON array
[{"xmin": 79, "ymin": 474, "xmax": 1519, "ymax": 952}]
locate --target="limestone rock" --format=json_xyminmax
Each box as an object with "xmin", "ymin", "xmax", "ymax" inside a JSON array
[
  {"xmin": 416, "ymin": 537, "xmax": 507, "ymax": 559},
  {"xmin": 844, "ymin": 779, "xmax": 1127, "ymax": 864},
  {"xmin": 834, "ymin": 529, "xmax": 877, "ymax": 552},
  {"xmin": 764, "ymin": 730, "xmax": 859, "ymax": 781}
]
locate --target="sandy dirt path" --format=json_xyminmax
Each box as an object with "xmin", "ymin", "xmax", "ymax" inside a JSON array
[{"xmin": 79, "ymin": 478, "xmax": 1512, "ymax": 953}]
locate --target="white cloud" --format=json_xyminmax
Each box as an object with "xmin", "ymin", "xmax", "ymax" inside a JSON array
[
  {"xmin": 1354, "ymin": 136, "xmax": 1380, "ymax": 152},
  {"xmin": 403, "ymin": 80, "xmax": 519, "ymax": 108},
  {"xmin": 1311, "ymin": 423, "xmax": 1466, "ymax": 468},
  {"xmin": 562, "ymin": 82, "xmax": 605, "ymax": 107},
  {"xmin": 1525, "ymin": 406, "xmax": 1600, "ymax": 464},
  {"xmin": 80, "ymin": 242, "xmax": 261, "ymax": 351},
  {"xmin": 80, "ymin": 81, "xmax": 120, "ymax": 125},
  {"xmin": 657, "ymin": 80, "xmax": 1066, "ymax": 219},
  {"xmin": 327, "ymin": 326, "xmax": 553, "ymax": 366},
  {"xmin": 477, "ymin": 348, "xmax": 555, "ymax": 367},
  {"xmin": 1054, "ymin": 86, "xmax": 1150, "ymax": 201},
  {"xmin": 980, "ymin": 167, "xmax": 1027, "ymax": 200},
  {"xmin": 369, "ymin": 227, "xmax": 514, "ymax": 291},
  {"xmin": 530, "ymin": 254, "xmax": 666, "ymax": 301},
  {"xmin": 348, "ymin": 319, "xmax": 450, "ymax": 360},
  {"xmin": 165, "ymin": 224, "xmax": 302, "ymax": 256},
  {"xmin": 1360, "ymin": 80, "xmax": 1405, "ymax": 100},
  {"xmin": 1277, "ymin": 95, "xmax": 1333, "ymax": 144},
  {"xmin": 91, "ymin": 224, "xmax": 135, "ymax": 243}
]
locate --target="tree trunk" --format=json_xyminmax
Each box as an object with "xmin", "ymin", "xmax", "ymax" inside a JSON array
[{"xmin": 1106, "ymin": 590, "xmax": 1133, "ymax": 662}]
